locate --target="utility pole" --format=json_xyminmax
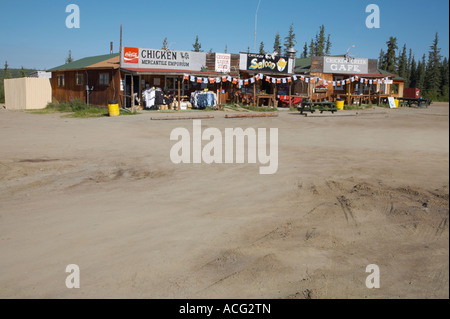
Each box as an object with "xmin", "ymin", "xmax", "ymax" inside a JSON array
[{"xmin": 254, "ymin": 0, "xmax": 262, "ymax": 53}]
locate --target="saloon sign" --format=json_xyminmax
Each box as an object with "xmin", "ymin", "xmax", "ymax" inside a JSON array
[
  {"xmin": 121, "ymin": 47, "xmax": 207, "ymax": 71},
  {"xmin": 323, "ymin": 56, "xmax": 369, "ymax": 74},
  {"xmin": 240, "ymin": 53, "xmax": 291, "ymax": 74}
]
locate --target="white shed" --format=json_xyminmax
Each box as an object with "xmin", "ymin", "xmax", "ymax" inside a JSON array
[{"xmin": 4, "ymin": 78, "xmax": 52, "ymax": 110}]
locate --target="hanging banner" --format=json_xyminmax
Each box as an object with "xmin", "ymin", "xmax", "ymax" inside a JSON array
[
  {"xmin": 121, "ymin": 47, "xmax": 207, "ymax": 71},
  {"xmin": 240, "ymin": 53, "xmax": 290, "ymax": 74}
]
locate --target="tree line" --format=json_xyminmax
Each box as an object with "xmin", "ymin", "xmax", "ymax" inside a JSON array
[{"xmin": 379, "ymin": 33, "xmax": 448, "ymax": 101}]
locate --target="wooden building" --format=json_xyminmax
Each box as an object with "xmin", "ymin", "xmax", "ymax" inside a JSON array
[
  {"xmin": 49, "ymin": 53, "xmax": 121, "ymax": 106},
  {"xmin": 237, "ymin": 50, "xmax": 297, "ymax": 107},
  {"xmin": 119, "ymin": 47, "xmax": 242, "ymax": 108},
  {"xmin": 293, "ymin": 56, "xmax": 405, "ymax": 105}
]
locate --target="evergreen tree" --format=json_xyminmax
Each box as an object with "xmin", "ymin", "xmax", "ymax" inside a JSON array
[
  {"xmin": 416, "ymin": 54, "xmax": 427, "ymax": 91},
  {"xmin": 309, "ymin": 39, "xmax": 315, "ymax": 58},
  {"xmin": 259, "ymin": 41, "xmax": 265, "ymax": 55},
  {"xmin": 273, "ymin": 32, "xmax": 281, "ymax": 54},
  {"xmin": 325, "ymin": 34, "xmax": 332, "ymax": 56},
  {"xmin": 65, "ymin": 50, "xmax": 73, "ymax": 64},
  {"xmin": 19, "ymin": 66, "xmax": 27, "ymax": 78},
  {"xmin": 424, "ymin": 32, "xmax": 442, "ymax": 95},
  {"xmin": 247, "ymin": 46, "xmax": 250, "ymax": 53},
  {"xmin": 301, "ymin": 42, "xmax": 308, "ymax": 59},
  {"xmin": 284, "ymin": 23, "xmax": 296, "ymax": 55},
  {"xmin": 383, "ymin": 37, "xmax": 398, "ymax": 73},
  {"xmin": 224, "ymin": 44, "xmax": 228, "ymax": 53},
  {"xmin": 406, "ymin": 48, "xmax": 413, "ymax": 87},
  {"xmin": 315, "ymin": 25, "xmax": 326, "ymax": 56},
  {"xmin": 4, "ymin": 61, "xmax": 11, "ymax": 79},
  {"xmin": 192, "ymin": 36, "xmax": 202, "ymax": 52},
  {"xmin": 378, "ymin": 49, "xmax": 385, "ymax": 69},
  {"xmin": 409, "ymin": 56, "xmax": 417, "ymax": 88},
  {"xmin": 397, "ymin": 44, "xmax": 408, "ymax": 80},
  {"xmin": 162, "ymin": 38, "xmax": 168, "ymax": 49}
]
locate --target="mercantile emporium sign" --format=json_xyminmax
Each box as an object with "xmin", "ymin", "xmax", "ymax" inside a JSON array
[
  {"xmin": 121, "ymin": 47, "xmax": 207, "ymax": 71},
  {"xmin": 323, "ymin": 56, "xmax": 369, "ymax": 74}
]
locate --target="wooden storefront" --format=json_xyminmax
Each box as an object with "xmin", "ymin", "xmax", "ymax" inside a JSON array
[
  {"xmin": 294, "ymin": 56, "xmax": 404, "ymax": 104},
  {"xmin": 120, "ymin": 53, "xmax": 240, "ymax": 108}
]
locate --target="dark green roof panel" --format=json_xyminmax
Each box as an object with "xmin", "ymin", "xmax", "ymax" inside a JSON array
[{"xmin": 49, "ymin": 53, "xmax": 120, "ymax": 71}]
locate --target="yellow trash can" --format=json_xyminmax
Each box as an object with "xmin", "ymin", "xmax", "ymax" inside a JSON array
[
  {"xmin": 336, "ymin": 100, "xmax": 345, "ymax": 110},
  {"xmin": 108, "ymin": 100, "xmax": 120, "ymax": 117},
  {"xmin": 395, "ymin": 99, "xmax": 399, "ymax": 108}
]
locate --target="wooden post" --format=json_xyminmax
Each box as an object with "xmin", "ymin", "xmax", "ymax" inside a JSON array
[
  {"xmin": 273, "ymin": 82, "xmax": 277, "ymax": 108},
  {"xmin": 289, "ymin": 82, "xmax": 292, "ymax": 109},
  {"xmin": 346, "ymin": 80, "xmax": 351, "ymax": 105},
  {"xmin": 178, "ymin": 77, "xmax": 181, "ymax": 112},
  {"xmin": 220, "ymin": 81, "xmax": 223, "ymax": 105},
  {"xmin": 253, "ymin": 81, "xmax": 256, "ymax": 107},
  {"xmin": 131, "ymin": 74, "xmax": 135, "ymax": 112}
]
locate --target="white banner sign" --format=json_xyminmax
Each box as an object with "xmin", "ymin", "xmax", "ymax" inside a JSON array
[
  {"xmin": 121, "ymin": 47, "xmax": 206, "ymax": 71},
  {"xmin": 215, "ymin": 53, "xmax": 231, "ymax": 73},
  {"xmin": 323, "ymin": 56, "xmax": 369, "ymax": 74}
]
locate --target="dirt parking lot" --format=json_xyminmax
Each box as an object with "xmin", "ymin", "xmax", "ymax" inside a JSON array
[{"xmin": 0, "ymin": 104, "xmax": 448, "ymax": 299}]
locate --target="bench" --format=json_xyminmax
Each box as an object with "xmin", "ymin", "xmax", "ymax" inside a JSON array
[
  {"xmin": 397, "ymin": 97, "xmax": 432, "ymax": 108},
  {"xmin": 298, "ymin": 101, "xmax": 338, "ymax": 115}
]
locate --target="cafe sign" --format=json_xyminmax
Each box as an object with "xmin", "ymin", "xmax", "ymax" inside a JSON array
[
  {"xmin": 121, "ymin": 47, "xmax": 207, "ymax": 71},
  {"xmin": 323, "ymin": 56, "xmax": 369, "ymax": 74}
]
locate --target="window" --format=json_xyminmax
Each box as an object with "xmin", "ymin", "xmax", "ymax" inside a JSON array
[
  {"xmin": 76, "ymin": 74, "xmax": 84, "ymax": 86},
  {"xmin": 99, "ymin": 73, "xmax": 110, "ymax": 86},
  {"xmin": 334, "ymin": 76, "xmax": 344, "ymax": 91},
  {"xmin": 391, "ymin": 83, "xmax": 399, "ymax": 94},
  {"xmin": 57, "ymin": 75, "xmax": 65, "ymax": 87},
  {"xmin": 165, "ymin": 77, "xmax": 189, "ymax": 91}
]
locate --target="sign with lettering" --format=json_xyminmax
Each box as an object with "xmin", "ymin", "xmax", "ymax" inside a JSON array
[
  {"xmin": 323, "ymin": 56, "xmax": 369, "ymax": 74},
  {"xmin": 240, "ymin": 53, "xmax": 291, "ymax": 74},
  {"xmin": 121, "ymin": 47, "xmax": 207, "ymax": 71},
  {"xmin": 215, "ymin": 53, "xmax": 231, "ymax": 73}
]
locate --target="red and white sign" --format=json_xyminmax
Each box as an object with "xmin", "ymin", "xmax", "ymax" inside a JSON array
[
  {"xmin": 123, "ymin": 47, "xmax": 139, "ymax": 64},
  {"xmin": 215, "ymin": 53, "xmax": 231, "ymax": 73}
]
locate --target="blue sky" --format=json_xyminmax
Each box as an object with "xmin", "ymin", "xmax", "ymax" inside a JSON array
[{"xmin": 0, "ymin": 0, "xmax": 448, "ymax": 69}]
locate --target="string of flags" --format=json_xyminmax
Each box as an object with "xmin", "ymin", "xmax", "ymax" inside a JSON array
[{"xmin": 183, "ymin": 73, "xmax": 393, "ymax": 88}]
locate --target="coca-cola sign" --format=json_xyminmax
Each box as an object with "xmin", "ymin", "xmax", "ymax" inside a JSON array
[{"xmin": 123, "ymin": 47, "xmax": 139, "ymax": 64}]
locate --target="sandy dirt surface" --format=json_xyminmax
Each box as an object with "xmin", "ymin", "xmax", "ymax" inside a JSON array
[{"xmin": 0, "ymin": 103, "xmax": 448, "ymax": 299}]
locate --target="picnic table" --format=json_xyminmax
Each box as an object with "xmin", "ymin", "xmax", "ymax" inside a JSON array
[
  {"xmin": 396, "ymin": 97, "xmax": 432, "ymax": 108},
  {"xmin": 298, "ymin": 101, "xmax": 338, "ymax": 115}
]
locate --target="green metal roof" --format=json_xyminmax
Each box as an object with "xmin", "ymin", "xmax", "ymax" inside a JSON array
[
  {"xmin": 378, "ymin": 69, "xmax": 405, "ymax": 81},
  {"xmin": 294, "ymin": 57, "xmax": 311, "ymax": 73},
  {"xmin": 294, "ymin": 55, "xmax": 346, "ymax": 74},
  {"xmin": 48, "ymin": 53, "xmax": 120, "ymax": 71}
]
